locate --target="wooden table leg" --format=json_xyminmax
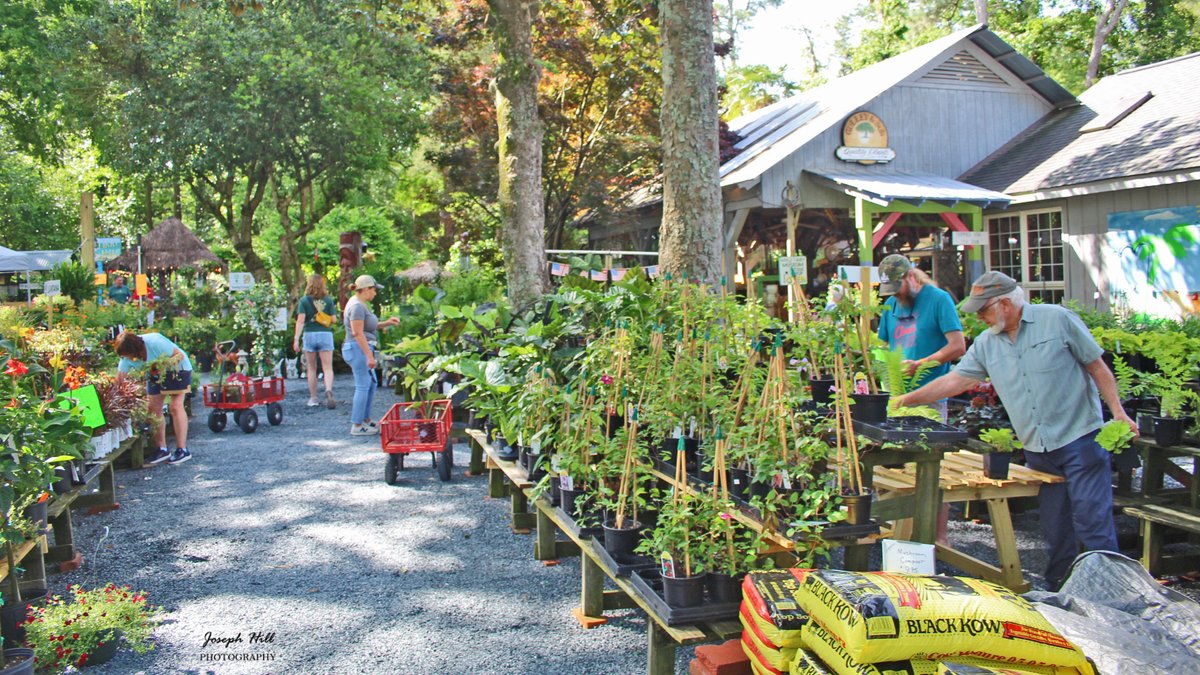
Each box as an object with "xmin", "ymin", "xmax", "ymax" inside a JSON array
[
  {"xmin": 646, "ymin": 620, "xmax": 676, "ymax": 675},
  {"xmin": 469, "ymin": 436, "xmax": 485, "ymax": 476},
  {"xmin": 487, "ymin": 467, "xmax": 506, "ymax": 499},
  {"xmin": 1144, "ymin": 448, "xmax": 1165, "ymax": 497},
  {"xmin": 912, "ymin": 460, "xmax": 943, "ymax": 544},
  {"xmin": 511, "ymin": 488, "xmax": 534, "ymax": 533},
  {"xmin": 571, "ymin": 553, "xmax": 607, "ymax": 628},
  {"xmin": 535, "ymin": 504, "xmax": 557, "ymax": 561},
  {"xmin": 985, "ymin": 498, "xmax": 1025, "ymax": 591},
  {"xmin": 1142, "ymin": 518, "xmax": 1162, "ymax": 577}
]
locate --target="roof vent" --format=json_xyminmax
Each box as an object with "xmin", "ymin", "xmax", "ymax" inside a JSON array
[
  {"xmin": 1080, "ymin": 91, "xmax": 1153, "ymax": 133},
  {"xmin": 919, "ymin": 50, "xmax": 1007, "ymax": 87}
]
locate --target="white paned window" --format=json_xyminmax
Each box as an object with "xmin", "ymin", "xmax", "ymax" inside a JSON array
[{"xmin": 985, "ymin": 209, "xmax": 1064, "ymax": 304}]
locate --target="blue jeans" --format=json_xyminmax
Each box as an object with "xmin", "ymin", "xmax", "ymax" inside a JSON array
[
  {"xmin": 341, "ymin": 341, "xmax": 376, "ymax": 425},
  {"xmin": 1023, "ymin": 429, "xmax": 1119, "ymax": 589}
]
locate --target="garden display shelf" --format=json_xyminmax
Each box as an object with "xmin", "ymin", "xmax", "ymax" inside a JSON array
[
  {"xmin": 852, "ymin": 415, "xmax": 968, "ymax": 445},
  {"xmin": 592, "ymin": 537, "xmax": 656, "ymax": 577}
]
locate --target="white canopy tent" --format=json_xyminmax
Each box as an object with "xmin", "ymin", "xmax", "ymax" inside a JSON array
[{"xmin": 0, "ymin": 246, "xmax": 75, "ymax": 302}]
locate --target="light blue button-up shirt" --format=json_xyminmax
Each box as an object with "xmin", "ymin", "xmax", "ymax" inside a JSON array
[{"xmin": 953, "ymin": 303, "xmax": 1104, "ymax": 453}]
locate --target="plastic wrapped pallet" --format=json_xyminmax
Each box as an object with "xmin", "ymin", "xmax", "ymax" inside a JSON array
[
  {"xmin": 742, "ymin": 626, "xmax": 798, "ymax": 674},
  {"xmin": 802, "ymin": 619, "xmax": 1086, "ymax": 675},
  {"xmin": 796, "ymin": 569, "xmax": 1091, "ymax": 670},
  {"xmin": 741, "ymin": 569, "xmax": 813, "ymax": 649}
]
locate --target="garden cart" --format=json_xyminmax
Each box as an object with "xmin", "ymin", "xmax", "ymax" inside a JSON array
[
  {"xmin": 201, "ymin": 340, "xmax": 286, "ymax": 434},
  {"xmin": 380, "ymin": 399, "xmax": 454, "ymax": 484}
]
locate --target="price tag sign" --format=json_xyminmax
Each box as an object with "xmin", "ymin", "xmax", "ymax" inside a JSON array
[
  {"xmin": 43, "ymin": 280, "xmax": 61, "ymax": 297},
  {"xmin": 778, "ymin": 256, "xmax": 808, "ymax": 285},
  {"xmin": 952, "ymin": 231, "xmax": 989, "ymax": 246},
  {"xmin": 229, "ymin": 272, "xmax": 256, "ymax": 291}
]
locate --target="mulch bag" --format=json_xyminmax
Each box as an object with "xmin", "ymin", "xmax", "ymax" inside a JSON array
[
  {"xmin": 796, "ymin": 570, "xmax": 1090, "ymax": 669},
  {"xmin": 742, "ymin": 626, "xmax": 798, "ymax": 674},
  {"xmin": 742, "ymin": 569, "xmax": 813, "ymax": 649},
  {"xmin": 804, "ymin": 621, "xmax": 1081, "ymax": 675}
]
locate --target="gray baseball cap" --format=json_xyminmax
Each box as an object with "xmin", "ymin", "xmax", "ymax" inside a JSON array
[
  {"xmin": 960, "ymin": 271, "xmax": 1019, "ymax": 313},
  {"xmin": 877, "ymin": 254, "xmax": 912, "ymax": 296}
]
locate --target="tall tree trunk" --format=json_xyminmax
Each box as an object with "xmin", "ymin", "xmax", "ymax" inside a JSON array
[
  {"xmin": 974, "ymin": 0, "xmax": 988, "ymax": 24},
  {"xmin": 144, "ymin": 177, "xmax": 154, "ymax": 228},
  {"xmin": 488, "ymin": 0, "xmax": 547, "ymax": 310},
  {"xmin": 1086, "ymin": 0, "xmax": 1129, "ymax": 88},
  {"xmin": 173, "ymin": 181, "xmax": 183, "ymax": 220},
  {"xmin": 273, "ymin": 179, "xmax": 303, "ymax": 310},
  {"xmin": 659, "ymin": 0, "xmax": 723, "ymax": 284}
]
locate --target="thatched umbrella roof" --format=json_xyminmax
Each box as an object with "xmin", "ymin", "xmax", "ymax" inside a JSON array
[
  {"xmin": 105, "ymin": 218, "xmax": 223, "ymax": 273},
  {"xmin": 395, "ymin": 260, "xmax": 441, "ymax": 285}
]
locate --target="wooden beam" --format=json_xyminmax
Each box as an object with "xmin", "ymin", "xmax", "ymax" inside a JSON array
[{"xmin": 870, "ymin": 212, "xmax": 904, "ymax": 249}]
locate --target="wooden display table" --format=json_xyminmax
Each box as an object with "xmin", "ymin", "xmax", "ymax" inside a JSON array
[
  {"xmin": 1123, "ymin": 435, "xmax": 1200, "ymax": 508},
  {"xmin": 869, "ymin": 444, "xmax": 1063, "ymax": 591}
]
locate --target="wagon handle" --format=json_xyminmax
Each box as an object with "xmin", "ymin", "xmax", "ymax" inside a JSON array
[
  {"xmin": 397, "ymin": 351, "xmax": 436, "ymax": 368},
  {"xmin": 214, "ymin": 340, "xmax": 237, "ymax": 360}
]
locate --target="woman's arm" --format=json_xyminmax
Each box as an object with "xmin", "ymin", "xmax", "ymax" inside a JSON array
[
  {"xmin": 350, "ymin": 319, "xmax": 375, "ymax": 368},
  {"xmin": 293, "ymin": 314, "xmax": 306, "ymax": 353}
]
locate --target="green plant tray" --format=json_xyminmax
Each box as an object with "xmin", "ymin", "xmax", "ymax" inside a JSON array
[{"xmin": 852, "ymin": 416, "xmax": 967, "ymax": 446}]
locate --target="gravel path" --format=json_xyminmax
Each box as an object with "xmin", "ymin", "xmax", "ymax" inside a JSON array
[
  {"xmin": 59, "ymin": 373, "xmax": 664, "ymax": 674},
  {"xmin": 53, "ymin": 373, "xmax": 1199, "ymax": 673}
]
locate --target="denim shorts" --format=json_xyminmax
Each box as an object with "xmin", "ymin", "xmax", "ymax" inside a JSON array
[
  {"xmin": 302, "ymin": 332, "xmax": 335, "ymax": 353},
  {"xmin": 147, "ymin": 369, "xmax": 192, "ymax": 395}
]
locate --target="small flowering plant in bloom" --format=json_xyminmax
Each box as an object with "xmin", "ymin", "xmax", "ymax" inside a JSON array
[{"xmin": 25, "ymin": 584, "xmax": 159, "ymax": 670}]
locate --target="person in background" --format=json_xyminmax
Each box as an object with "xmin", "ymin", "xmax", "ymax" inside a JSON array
[
  {"xmin": 106, "ymin": 275, "xmax": 132, "ymax": 304},
  {"xmin": 293, "ymin": 274, "xmax": 338, "ymax": 409},
  {"xmin": 894, "ymin": 271, "xmax": 1137, "ymax": 591},
  {"xmin": 342, "ymin": 275, "xmax": 400, "ymax": 437},
  {"xmin": 876, "ymin": 254, "xmax": 966, "ymax": 421},
  {"xmin": 114, "ymin": 331, "xmax": 193, "ymax": 465}
]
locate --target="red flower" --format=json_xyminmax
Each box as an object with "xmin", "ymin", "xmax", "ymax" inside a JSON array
[
  {"xmin": 77, "ymin": 654, "xmax": 88, "ymax": 666},
  {"xmin": 72, "ymin": 633, "xmax": 79, "ymax": 639},
  {"xmin": 5, "ymin": 398, "xmax": 15, "ymax": 409},
  {"xmin": 4, "ymin": 359, "xmax": 27, "ymax": 378}
]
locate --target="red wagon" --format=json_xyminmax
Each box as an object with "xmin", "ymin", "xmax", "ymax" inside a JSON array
[
  {"xmin": 380, "ymin": 399, "xmax": 454, "ymax": 484},
  {"xmin": 202, "ymin": 373, "xmax": 286, "ymax": 434}
]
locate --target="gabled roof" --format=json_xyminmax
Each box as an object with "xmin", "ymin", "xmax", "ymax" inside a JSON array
[
  {"xmin": 962, "ymin": 52, "xmax": 1200, "ymax": 197},
  {"xmin": 720, "ymin": 24, "xmax": 1074, "ymax": 189}
]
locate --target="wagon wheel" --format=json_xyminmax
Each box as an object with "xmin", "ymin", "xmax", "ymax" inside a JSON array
[
  {"xmin": 238, "ymin": 408, "xmax": 259, "ymax": 433},
  {"xmin": 234, "ymin": 409, "xmax": 245, "ymax": 428},
  {"xmin": 385, "ymin": 454, "xmax": 403, "ymax": 485},
  {"xmin": 436, "ymin": 440, "xmax": 453, "ymax": 482},
  {"xmin": 207, "ymin": 411, "xmax": 227, "ymax": 433},
  {"xmin": 266, "ymin": 402, "xmax": 284, "ymax": 426}
]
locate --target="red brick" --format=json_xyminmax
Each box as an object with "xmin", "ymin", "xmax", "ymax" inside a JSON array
[{"xmin": 690, "ymin": 639, "xmax": 751, "ymax": 675}]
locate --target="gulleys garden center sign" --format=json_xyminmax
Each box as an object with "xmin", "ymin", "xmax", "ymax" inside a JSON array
[{"xmin": 836, "ymin": 111, "xmax": 895, "ymax": 164}]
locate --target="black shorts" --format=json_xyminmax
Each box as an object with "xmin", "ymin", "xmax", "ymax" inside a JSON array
[{"xmin": 147, "ymin": 369, "xmax": 192, "ymax": 395}]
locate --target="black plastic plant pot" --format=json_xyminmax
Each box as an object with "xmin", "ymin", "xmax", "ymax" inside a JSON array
[
  {"xmin": 517, "ymin": 444, "xmax": 529, "ymax": 469},
  {"xmin": 842, "ymin": 492, "xmax": 873, "ymax": 525},
  {"xmin": 810, "ymin": 377, "xmax": 837, "ymax": 406},
  {"xmin": 748, "ymin": 478, "xmax": 772, "ymax": 502},
  {"xmin": 1153, "ymin": 416, "xmax": 1191, "ymax": 448},
  {"xmin": 1137, "ymin": 413, "xmax": 1156, "ymax": 437},
  {"xmin": 528, "ymin": 454, "xmax": 547, "ymax": 482},
  {"xmin": 605, "ymin": 413, "xmax": 625, "ymax": 439},
  {"xmin": 0, "ymin": 588, "xmax": 47, "ymax": 650},
  {"xmin": 560, "ymin": 487, "xmax": 591, "ymax": 519},
  {"xmin": 662, "ymin": 572, "xmax": 708, "ymax": 609},
  {"xmin": 0, "ymin": 648, "xmax": 34, "ymax": 675},
  {"xmin": 706, "ymin": 572, "xmax": 742, "ymax": 605},
  {"xmin": 729, "ymin": 468, "xmax": 750, "ymax": 499},
  {"xmin": 602, "ymin": 519, "xmax": 645, "ymax": 560},
  {"xmin": 982, "ymin": 452, "xmax": 1012, "ymax": 480},
  {"xmin": 549, "ymin": 476, "xmax": 561, "ymax": 507},
  {"xmin": 850, "ymin": 393, "xmax": 890, "ymax": 423}
]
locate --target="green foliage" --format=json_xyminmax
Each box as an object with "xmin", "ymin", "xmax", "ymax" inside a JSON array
[
  {"xmin": 51, "ymin": 261, "xmax": 96, "ymax": 304},
  {"xmin": 26, "ymin": 584, "xmax": 159, "ymax": 670},
  {"xmin": 978, "ymin": 427, "xmax": 1021, "ymax": 453},
  {"xmin": 229, "ymin": 284, "xmax": 288, "ymax": 376},
  {"xmin": 1096, "ymin": 419, "xmax": 1135, "ymax": 454}
]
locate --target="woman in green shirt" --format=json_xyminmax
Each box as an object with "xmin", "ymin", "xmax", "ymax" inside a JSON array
[{"xmin": 292, "ymin": 274, "xmax": 338, "ymax": 408}]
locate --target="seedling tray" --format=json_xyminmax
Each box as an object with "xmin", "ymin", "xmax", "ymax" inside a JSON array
[
  {"xmin": 592, "ymin": 539, "xmax": 657, "ymax": 577},
  {"xmin": 627, "ymin": 568, "xmax": 740, "ymax": 626},
  {"xmin": 554, "ymin": 506, "xmax": 604, "ymax": 542},
  {"xmin": 853, "ymin": 416, "xmax": 967, "ymax": 445}
]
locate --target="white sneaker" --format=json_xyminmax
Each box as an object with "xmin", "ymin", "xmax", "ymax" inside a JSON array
[
  {"xmin": 307, "ymin": 398, "xmax": 320, "ymax": 407},
  {"xmin": 350, "ymin": 424, "xmax": 378, "ymax": 437}
]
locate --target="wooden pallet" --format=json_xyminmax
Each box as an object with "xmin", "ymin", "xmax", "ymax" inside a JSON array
[{"xmin": 1124, "ymin": 503, "xmax": 1200, "ymax": 577}]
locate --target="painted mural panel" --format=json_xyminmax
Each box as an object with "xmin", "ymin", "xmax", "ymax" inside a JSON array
[{"xmin": 1103, "ymin": 205, "xmax": 1200, "ymax": 317}]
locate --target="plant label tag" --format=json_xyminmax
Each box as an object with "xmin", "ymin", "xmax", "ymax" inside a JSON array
[
  {"xmin": 881, "ymin": 539, "xmax": 935, "ymax": 575},
  {"xmin": 781, "ymin": 474, "xmax": 793, "ymax": 490},
  {"xmin": 442, "ymin": 381, "xmax": 453, "ymax": 395},
  {"xmin": 517, "ymin": 432, "xmax": 524, "ymax": 446},
  {"xmin": 660, "ymin": 553, "xmax": 676, "ymax": 579},
  {"xmin": 531, "ymin": 438, "xmax": 541, "ymax": 454},
  {"xmin": 551, "ymin": 455, "xmax": 561, "ymax": 473},
  {"xmin": 560, "ymin": 474, "xmax": 573, "ymax": 491},
  {"xmin": 689, "ymin": 418, "xmax": 697, "ymax": 437},
  {"xmin": 673, "ymin": 426, "xmax": 682, "ymax": 439}
]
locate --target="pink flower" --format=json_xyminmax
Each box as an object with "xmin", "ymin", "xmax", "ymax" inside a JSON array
[{"xmin": 600, "ymin": 374, "xmax": 613, "ymax": 385}]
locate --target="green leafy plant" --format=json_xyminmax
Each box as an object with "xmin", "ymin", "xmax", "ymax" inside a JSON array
[
  {"xmin": 25, "ymin": 583, "xmax": 159, "ymax": 670},
  {"xmin": 978, "ymin": 427, "xmax": 1021, "ymax": 453},
  {"xmin": 1096, "ymin": 419, "xmax": 1136, "ymax": 454}
]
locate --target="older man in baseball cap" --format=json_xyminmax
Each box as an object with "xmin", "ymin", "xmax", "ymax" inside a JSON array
[{"xmin": 896, "ymin": 270, "xmax": 1137, "ymax": 590}]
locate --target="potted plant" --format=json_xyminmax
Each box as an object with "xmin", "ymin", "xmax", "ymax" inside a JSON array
[
  {"xmin": 1137, "ymin": 333, "xmax": 1199, "ymax": 447},
  {"xmin": 978, "ymin": 427, "xmax": 1021, "ymax": 479},
  {"xmin": 25, "ymin": 584, "xmax": 159, "ymax": 670},
  {"xmin": 636, "ymin": 487, "xmax": 718, "ymax": 608}
]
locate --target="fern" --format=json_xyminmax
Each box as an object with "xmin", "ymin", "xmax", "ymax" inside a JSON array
[
  {"xmin": 874, "ymin": 347, "xmax": 939, "ymax": 396},
  {"xmin": 1111, "ymin": 355, "xmax": 1144, "ymax": 400},
  {"xmin": 979, "ymin": 427, "xmax": 1021, "ymax": 452}
]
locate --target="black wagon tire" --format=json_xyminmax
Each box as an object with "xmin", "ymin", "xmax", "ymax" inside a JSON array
[
  {"xmin": 437, "ymin": 441, "xmax": 453, "ymax": 482},
  {"xmin": 238, "ymin": 408, "xmax": 259, "ymax": 433},
  {"xmin": 266, "ymin": 402, "xmax": 284, "ymax": 426},
  {"xmin": 207, "ymin": 411, "xmax": 227, "ymax": 433},
  {"xmin": 385, "ymin": 454, "xmax": 403, "ymax": 485}
]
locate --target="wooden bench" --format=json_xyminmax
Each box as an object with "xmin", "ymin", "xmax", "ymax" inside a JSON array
[
  {"xmin": 1124, "ymin": 503, "xmax": 1200, "ymax": 577},
  {"xmin": 1128, "ymin": 436, "xmax": 1200, "ymax": 509},
  {"xmin": 869, "ymin": 445, "xmax": 1064, "ymax": 592}
]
